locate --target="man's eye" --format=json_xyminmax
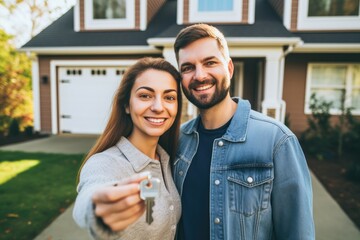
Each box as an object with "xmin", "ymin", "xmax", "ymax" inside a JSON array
[
  {"xmin": 181, "ymin": 66, "xmax": 193, "ymax": 73},
  {"xmin": 206, "ymin": 61, "xmax": 216, "ymax": 66}
]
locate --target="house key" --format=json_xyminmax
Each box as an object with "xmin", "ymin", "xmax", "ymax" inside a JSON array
[{"xmin": 140, "ymin": 177, "xmax": 160, "ymax": 225}]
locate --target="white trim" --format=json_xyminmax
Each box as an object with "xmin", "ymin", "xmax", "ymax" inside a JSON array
[
  {"xmin": 148, "ymin": 37, "xmax": 303, "ymax": 47},
  {"xmin": 304, "ymin": 63, "xmax": 360, "ymax": 116},
  {"xmin": 283, "ymin": 0, "xmax": 292, "ymax": 30},
  {"xmin": 233, "ymin": 62, "xmax": 244, "ymax": 98},
  {"xmin": 50, "ymin": 60, "xmax": 137, "ymax": 134},
  {"xmin": 31, "ymin": 57, "xmax": 41, "ymax": 132},
  {"xmin": 248, "ymin": 0, "xmax": 256, "ymax": 24},
  {"xmin": 74, "ymin": 0, "xmax": 80, "ymax": 32},
  {"xmin": 297, "ymin": 0, "xmax": 360, "ymax": 30},
  {"xmin": 19, "ymin": 46, "xmax": 162, "ymax": 55},
  {"xmin": 140, "ymin": 0, "xmax": 147, "ymax": 31},
  {"xmin": 84, "ymin": 0, "xmax": 135, "ymax": 30},
  {"xmin": 293, "ymin": 44, "xmax": 360, "ymax": 53},
  {"xmin": 177, "ymin": 0, "xmax": 184, "ymax": 25},
  {"xmin": 188, "ymin": 0, "xmax": 242, "ymax": 23}
]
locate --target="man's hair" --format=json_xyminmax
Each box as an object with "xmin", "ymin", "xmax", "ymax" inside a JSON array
[{"xmin": 174, "ymin": 23, "xmax": 230, "ymax": 63}]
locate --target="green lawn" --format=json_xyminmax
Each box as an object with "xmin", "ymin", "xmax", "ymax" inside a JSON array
[{"xmin": 0, "ymin": 151, "xmax": 85, "ymax": 240}]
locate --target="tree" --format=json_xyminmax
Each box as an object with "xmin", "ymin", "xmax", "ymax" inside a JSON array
[
  {"xmin": 0, "ymin": 0, "xmax": 75, "ymax": 46},
  {"xmin": 0, "ymin": 29, "xmax": 32, "ymax": 135}
]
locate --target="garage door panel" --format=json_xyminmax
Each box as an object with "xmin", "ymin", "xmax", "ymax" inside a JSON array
[{"xmin": 58, "ymin": 67, "xmax": 125, "ymax": 134}]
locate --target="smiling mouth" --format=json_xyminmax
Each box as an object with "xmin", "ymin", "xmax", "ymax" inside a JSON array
[
  {"xmin": 194, "ymin": 83, "xmax": 214, "ymax": 91},
  {"xmin": 145, "ymin": 117, "xmax": 166, "ymax": 124}
]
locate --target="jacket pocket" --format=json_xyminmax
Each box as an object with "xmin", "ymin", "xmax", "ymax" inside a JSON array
[{"xmin": 227, "ymin": 163, "xmax": 273, "ymax": 216}]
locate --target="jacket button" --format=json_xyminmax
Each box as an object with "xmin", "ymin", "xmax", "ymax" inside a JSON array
[
  {"xmin": 218, "ymin": 141, "xmax": 224, "ymax": 147},
  {"xmin": 179, "ymin": 171, "xmax": 184, "ymax": 176},
  {"xmin": 247, "ymin": 176, "xmax": 254, "ymax": 183},
  {"xmin": 214, "ymin": 179, "xmax": 220, "ymax": 185},
  {"xmin": 214, "ymin": 218, "xmax": 221, "ymax": 224}
]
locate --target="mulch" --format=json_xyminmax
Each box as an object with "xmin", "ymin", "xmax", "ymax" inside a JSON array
[{"xmin": 307, "ymin": 157, "xmax": 360, "ymax": 230}]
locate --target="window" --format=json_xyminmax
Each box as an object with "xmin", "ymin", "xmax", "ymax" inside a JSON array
[
  {"xmin": 298, "ymin": 0, "xmax": 360, "ymax": 30},
  {"xmin": 308, "ymin": 0, "xmax": 359, "ymax": 16},
  {"xmin": 84, "ymin": 0, "xmax": 135, "ymax": 30},
  {"xmin": 305, "ymin": 64, "xmax": 360, "ymax": 115},
  {"xmin": 189, "ymin": 0, "xmax": 242, "ymax": 23}
]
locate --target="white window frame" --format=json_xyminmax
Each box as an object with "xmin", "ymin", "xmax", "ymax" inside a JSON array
[
  {"xmin": 188, "ymin": 0, "xmax": 242, "ymax": 23},
  {"xmin": 305, "ymin": 63, "xmax": 360, "ymax": 116},
  {"xmin": 297, "ymin": 0, "xmax": 360, "ymax": 30},
  {"xmin": 84, "ymin": 0, "xmax": 135, "ymax": 30}
]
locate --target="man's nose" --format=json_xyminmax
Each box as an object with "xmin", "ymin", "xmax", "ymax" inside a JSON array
[{"xmin": 194, "ymin": 66, "xmax": 207, "ymax": 81}]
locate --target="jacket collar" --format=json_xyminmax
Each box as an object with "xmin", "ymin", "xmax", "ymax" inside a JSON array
[
  {"xmin": 181, "ymin": 97, "xmax": 250, "ymax": 142},
  {"xmin": 116, "ymin": 136, "xmax": 168, "ymax": 172}
]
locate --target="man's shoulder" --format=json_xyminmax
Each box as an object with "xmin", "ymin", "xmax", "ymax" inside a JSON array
[
  {"xmin": 248, "ymin": 110, "xmax": 294, "ymax": 136},
  {"xmin": 180, "ymin": 117, "xmax": 198, "ymax": 133}
]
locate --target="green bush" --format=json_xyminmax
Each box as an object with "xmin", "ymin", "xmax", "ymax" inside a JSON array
[
  {"xmin": 24, "ymin": 126, "xmax": 33, "ymax": 136},
  {"xmin": 8, "ymin": 119, "xmax": 20, "ymax": 137},
  {"xmin": 301, "ymin": 93, "xmax": 337, "ymax": 160}
]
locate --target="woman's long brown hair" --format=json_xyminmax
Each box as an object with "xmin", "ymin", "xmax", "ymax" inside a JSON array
[{"xmin": 77, "ymin": 57, "xmax": 182, "ymax": 183}]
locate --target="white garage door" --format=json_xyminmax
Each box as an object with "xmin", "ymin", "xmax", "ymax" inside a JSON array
[{"xmin": 58, "ymin": 67, "xmax": 126, "ymax": 134}]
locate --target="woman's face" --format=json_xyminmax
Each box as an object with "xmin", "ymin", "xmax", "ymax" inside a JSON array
[{"xmin": 126, "ymin": 69, "xmax": 178, "ymax": 140}]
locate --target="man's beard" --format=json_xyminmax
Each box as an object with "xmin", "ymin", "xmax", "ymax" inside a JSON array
[{"xmin": 182, "ymin": 77, "xmax": 230, "ymax": 110}]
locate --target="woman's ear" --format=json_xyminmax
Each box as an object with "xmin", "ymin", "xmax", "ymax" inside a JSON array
[{"xmin": 125, "ymin": 105, "xmax": 130, "ymax": 114}]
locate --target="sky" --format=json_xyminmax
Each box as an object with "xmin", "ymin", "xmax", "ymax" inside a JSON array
[{"xmin": 0, "ymin": 0, "xmax": 76, "ymax": 47}]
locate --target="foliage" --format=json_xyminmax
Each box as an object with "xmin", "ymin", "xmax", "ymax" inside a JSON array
[
  {"xmin": 0, "ymin": 150, "xmax": 85, "ymax": 240},
  {"xmin": 301, "ymin": 93, "xmax": 337, "ymax": 160},
  {"xmin": 8, "ymin": 118, "xmax": 20, "ymax": 136},
  {"xmin": 301, "ymin": 93, "xmax": 360, "ymax": 180},
  {"xmin": 0, "ymin": 29, "xmax": 32, "ymax": 135},
  {"xmin": 0, "ymin": 0, "xmax": 75, "ymax": 46}
]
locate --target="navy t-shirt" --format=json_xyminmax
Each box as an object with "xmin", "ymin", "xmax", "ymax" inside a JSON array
[{"xmin": 178, "ymin": 118, "xmax": 231, "ymax": 240}]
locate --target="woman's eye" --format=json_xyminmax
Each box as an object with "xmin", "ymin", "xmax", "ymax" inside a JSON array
[
  {"xmin": 165, "ymin": 95, "xmax": 176, "ymax": 101},
  {"xmin": 139, "ymin": 93, "xmax": 151, "ymax": 99}
]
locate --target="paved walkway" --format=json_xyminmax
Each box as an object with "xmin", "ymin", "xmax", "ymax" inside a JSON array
[{"xmin": 1, "ymin": 135, "xmax": 360, "ymax": 240}]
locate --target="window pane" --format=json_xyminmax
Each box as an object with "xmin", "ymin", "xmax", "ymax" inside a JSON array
[
  {"xmin": 311, "ymin": 89, "xmax": 343, "ymax": 109},
  {"xmin": 93, "ymin": 0, "xmax": 126, "ymax": 19},
  {"xmin": 312, "ymin": 65, "xmax": 347, "ymax": 85},
  {"xmin": 352, "ymin": 90, "xmax": 360, "ymax": 109},
  {"xmin": 308, "ymin": 0, "xmax": 359, "ymax": 16},
  {"xmin": 353, "ymin": 65, "xmax": 360, "ymax": 87},
  {"xmin": 198, "ymin": 0, "xmax": 233, "ymax": 12}
]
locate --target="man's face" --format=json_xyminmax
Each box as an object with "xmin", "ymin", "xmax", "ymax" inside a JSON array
[{"xmin": 178, "ymin": 37, "xmax": 233, "ymax": 109}]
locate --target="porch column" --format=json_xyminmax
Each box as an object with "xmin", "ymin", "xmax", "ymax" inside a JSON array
[
  {"xmin": 262, "ymin": 51, "xmax": 286, "ymax": 122},
  {"xmin": 31, "ymin": 56, "xmax": 41, "ymax": 132}
]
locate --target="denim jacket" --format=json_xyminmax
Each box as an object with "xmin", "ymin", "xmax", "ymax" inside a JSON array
[{"xmin": 174, "ymin": 98, "xmax": 315, "ymax": 240}]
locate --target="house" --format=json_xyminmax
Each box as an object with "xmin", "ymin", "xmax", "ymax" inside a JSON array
[{"xmin": 21, "ymin": 0, "xmax": 360, "ymax": 135}]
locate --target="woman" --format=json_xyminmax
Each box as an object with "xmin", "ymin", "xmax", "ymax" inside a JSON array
[{"xmin": 73, "ymin": 57, "xmax": 182, "ymax": 240}]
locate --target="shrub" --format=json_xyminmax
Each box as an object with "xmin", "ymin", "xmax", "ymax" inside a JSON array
[{"xmin": 8, "ymin": 118, "xmax": 20, "ymax": 136}]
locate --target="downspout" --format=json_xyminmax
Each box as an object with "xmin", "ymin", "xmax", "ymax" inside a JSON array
[{"xmin": 278, "ymin": 40, "xmax": 303, "ymax": 123}]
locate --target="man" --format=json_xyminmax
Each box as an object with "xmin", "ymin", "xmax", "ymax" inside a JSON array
[{"xmin": 173, "ymin": 23, "xmax": 315, "ymax": 239}]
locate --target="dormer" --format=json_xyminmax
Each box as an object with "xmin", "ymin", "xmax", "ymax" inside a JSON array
[
  {"xmin": 74, "ymin": 0, "xmax": 166, "ymax": 31},
  {"xmin": 268, "ymin": 0, "xmax": 360, "ymax": 31},
  {"xmin": 177, "ymin": 0, "xmax": 256, "ymax": 24}
]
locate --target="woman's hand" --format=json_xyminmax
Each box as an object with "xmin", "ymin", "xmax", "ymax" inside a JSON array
[{"xmin": 92, "ymin": 172, "xmax": 150, "ymax": 231}]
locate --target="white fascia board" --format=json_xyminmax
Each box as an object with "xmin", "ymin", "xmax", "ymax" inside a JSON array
[
  {"xmin": 19, "ymin": 46, "xmax": 161, "ymax": 55},
  {"xmin": 293, "ymin": 44, "xmax": 360, "ymax": 53},
  {"xmin": 226, "ymin": 37, "xmax": 302, "ymax": 46},
  {"xmin": 148, "ymin": 37, "xmax": 303, "ymax": 47},
  {"xmin": 148, "ymin": 38, "xmax": 176, "ymax": 47}
]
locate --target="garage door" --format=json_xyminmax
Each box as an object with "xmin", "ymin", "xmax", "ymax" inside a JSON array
[{"xmin": 58, "ymin": 67, "xmax": 126, "ymax": 134}]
